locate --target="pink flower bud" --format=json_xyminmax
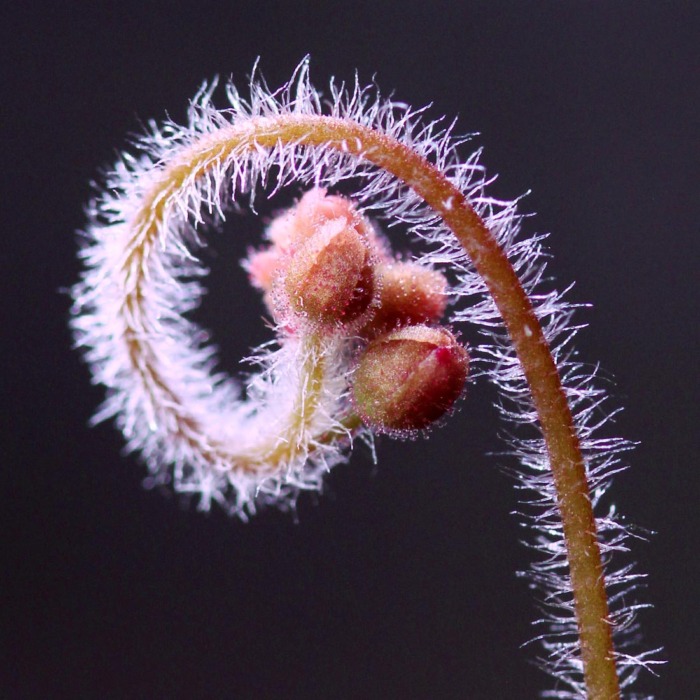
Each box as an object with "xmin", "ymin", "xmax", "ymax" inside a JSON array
[
  {"xmin": 281, "ymin": 217, "xmax": 376, "ymax": 327},
  {"xmin": 352, "ymin": 325, "xmax": 469, "ymax": 433},
  {"xmin": 367, "ymin": 262, "xmax": 448, "ymax": 334},
  {"xmin": 245, "ymin": 248, "xmax": 283, "ymax": 292}
]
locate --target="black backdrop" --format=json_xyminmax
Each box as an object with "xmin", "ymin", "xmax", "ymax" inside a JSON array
[{"xmin": 3, "ymin": 2, "xmax": 698, "ymax": 698}]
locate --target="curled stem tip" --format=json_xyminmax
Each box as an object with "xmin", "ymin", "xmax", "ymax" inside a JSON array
[{"xmin": 72, "ymin": 64, "xmax": 660, "ymax": 698}]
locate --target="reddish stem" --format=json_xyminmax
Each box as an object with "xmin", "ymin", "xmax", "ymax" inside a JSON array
[{"xmin": 132, "ymin": 114, "xmax": 620, "ymax": 699}]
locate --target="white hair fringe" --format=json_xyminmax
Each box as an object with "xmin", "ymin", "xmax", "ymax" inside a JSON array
[{"xmin": 70, "ymin": 59, "xmax": 660, "ymax": 697}]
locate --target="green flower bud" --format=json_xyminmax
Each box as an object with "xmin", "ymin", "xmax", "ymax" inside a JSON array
[{"xmin": 352, "ymin": 325, "xmax": 469, "ymax": 433}]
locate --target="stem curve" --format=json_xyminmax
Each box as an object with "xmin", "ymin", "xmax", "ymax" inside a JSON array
[{"xmin": 128, "ymin": 113, "xmax": 620, "ymax": 698}]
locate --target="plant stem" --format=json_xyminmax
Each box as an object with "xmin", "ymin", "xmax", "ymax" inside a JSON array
[
  {"xmin": 133, "ymin": 114, "xmax": 620, "ymax": 698},
  {"xmin": 277, "ymin": 116, "xmax": 620, "ymax": 699}
]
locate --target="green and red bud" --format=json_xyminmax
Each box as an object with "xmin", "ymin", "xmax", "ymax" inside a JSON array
[{"xmin": 352, "ymin": 325, "xmax": 469, "ymax": 433}]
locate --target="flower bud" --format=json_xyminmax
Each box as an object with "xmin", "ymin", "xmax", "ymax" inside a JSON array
[
  {"xmin": 282, "ymin": 217, "xmax": 376, "ymax": 327},
  {"xmin": 368, "ymin": 262, "xmax": 448, "ymax": 334},
  {"xmin": 245, "ymin": 248, "xmax": 283, "ymax": 292},
  {"xmin": 267, "ymin": 188, "xmax": 370, "ymax": 251},
  {"xmin": 352, "ymin": 325, "xmax": 469, "ymax": 433}
]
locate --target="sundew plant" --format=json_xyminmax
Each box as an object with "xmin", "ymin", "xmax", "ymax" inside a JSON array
[{"xmin": 71, "ymin": 61, "xmax": 659, "ymax": 699}]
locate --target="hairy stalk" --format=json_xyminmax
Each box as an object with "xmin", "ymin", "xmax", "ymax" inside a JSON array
[
  {"xmin": 74, "ymin": 57, "xmax": 666, "ymax": 693},
  {"xmin": 121, "ymin": 113, "xmax": 619, "ymax": 697},
  {"xmin": 124, "ymin": 229, "xmax": 331, "ymax": 472}
]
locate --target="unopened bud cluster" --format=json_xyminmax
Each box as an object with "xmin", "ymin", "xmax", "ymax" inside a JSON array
[{"xmin": 245, "ymin": 188, "xmax": 469, "ymax": 433}]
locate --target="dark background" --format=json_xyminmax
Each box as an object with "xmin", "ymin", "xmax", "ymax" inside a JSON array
[{"xmin": 3, "ymin": 2, "xmax": 698, "ymax": 698}]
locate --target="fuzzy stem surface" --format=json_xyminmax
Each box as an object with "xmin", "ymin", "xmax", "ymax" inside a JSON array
[
  {"xmin": 275, "ymin": 115, "xmax": 619, "ymax": 699},
  {"xmin": 128, "ymin": 114, "xmax": 620, "ymax": 698}
]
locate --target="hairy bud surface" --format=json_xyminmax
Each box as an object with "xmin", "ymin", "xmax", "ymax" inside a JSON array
[{"xmin": 352, "ymin": 325, "xmax": 469, "ymax": 432}]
